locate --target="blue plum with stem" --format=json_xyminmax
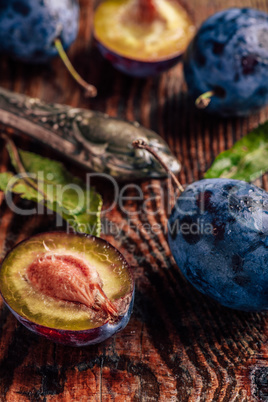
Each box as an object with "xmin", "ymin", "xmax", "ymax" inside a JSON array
[
  {"xmin": 0, "ymin": 0, "xmax": 79, "ymax": 63},
  {"xmin": 0, "ymin": 0, "xmax": 97, "ymax": 96},
  {"xmin": 184, "ymin": 8, "xmax": 268, "ymax": 116},
  {"xmin": 133, "ymin": 140, "xmax": 268, "ymax": 312}
]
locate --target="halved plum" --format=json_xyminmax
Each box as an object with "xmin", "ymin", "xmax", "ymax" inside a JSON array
[
  {"xmin": 93, "ymin": 0, "xmax": 195, "ymax": 77},
  {"xmin": 0, "ymin": 232, "xmax": 134, "ymax": 346}
]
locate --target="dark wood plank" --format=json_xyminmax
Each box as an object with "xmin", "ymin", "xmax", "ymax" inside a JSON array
[{"xmin": 0, "ymin": 0, "xmax": 268, "ymax": 400}]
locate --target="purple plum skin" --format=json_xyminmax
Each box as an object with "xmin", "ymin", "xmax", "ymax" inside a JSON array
[
  {"xmin": 184, "ymin": 8, "xmax": 268, "ymax": 116},
  {"xmin": 3, "ymin": 292, "xmax": 134, "ymax": 347},
  {"xmin": 0, "ymin": 0, "xmax": 79, "ymax": 63},
  {"xmin": 96, "ymin": 40, "xmax": 182, "ymax": 77},
  {"xmin": 168, "ymin": 178, "xmax": 268, "ymax": 312}
]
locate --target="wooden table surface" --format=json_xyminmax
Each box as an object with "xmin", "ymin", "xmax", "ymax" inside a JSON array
[{"xmin": 1, "ymin": 0, "xmax": 268, "ymax": 401}]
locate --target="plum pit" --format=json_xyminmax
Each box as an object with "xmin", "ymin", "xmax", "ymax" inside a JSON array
[{"xmin": 26, "ymin": 254, "xmax": 118, "ymax": 318}]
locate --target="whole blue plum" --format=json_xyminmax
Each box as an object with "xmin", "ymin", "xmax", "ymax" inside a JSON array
[
  {"xmin": 168, "ymin": 179, "xmax": 268, "ymax": 311},
  {"xmin": 184, "ymin": 8, "xmax": 268, "ymax": 116},
  {"xmin": 0, "ymin": 0, "xmax": 79, "ymax": 63}
]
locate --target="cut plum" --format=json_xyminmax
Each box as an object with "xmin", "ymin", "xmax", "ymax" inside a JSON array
[
  {"xmin": 0, "ymin": 232, "xmax": 134, "ymax": 346},
  {"xmin": 93, "ymin": 0, "xmax": 195, "ymax": 76}
]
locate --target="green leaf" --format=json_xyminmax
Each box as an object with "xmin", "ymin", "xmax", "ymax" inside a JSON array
[
  {"xmin": 0, "ymin": 150, "xmax": 102, "ymax": 236},
  {"xmin": 0, "ymin": 172, "xmax": 15, "ymax": 190},
  {"xmin": 205, "ymin": 121, "xmax": 268, "ymax": 182}
]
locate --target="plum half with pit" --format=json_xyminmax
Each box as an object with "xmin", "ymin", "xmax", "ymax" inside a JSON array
[
  {"xmin": 184, "ymin": 8, "xmax": 268, "ymax": 116},
  {"xmin": 93, "ymin": 0, "xmax": 195, "ymax": 77},
  {"xmin": 0, "ymin": 232, "xmax": 134, "ymax": 346}
]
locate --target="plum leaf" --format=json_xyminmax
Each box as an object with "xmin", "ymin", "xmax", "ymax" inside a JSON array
[
  {"xmin": 205, "ymin": 121, "xmax": 268, "ymax": 182},
  {"xmin": 0, "ymin": 149, "xmax": 102, "ymax": 236}
]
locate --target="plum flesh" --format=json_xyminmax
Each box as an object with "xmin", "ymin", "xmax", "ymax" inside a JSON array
[
  {"xmin": 94, "ymin": 0, "xmax": 195, "ymax": 76},
  {"xmin": 168, "ymin": 179, "xmax": 268, "ymax": 311},
  {"xmin": 0, "ymin": 0, "xmax": 79, "ymax": 63},
  {"xmin": 184, "ymin": 8, "xmax": 268, "ymax": 116},
  {"xmin": 0, "ymin": 232, "xmax": 134, "ymax": 346}
]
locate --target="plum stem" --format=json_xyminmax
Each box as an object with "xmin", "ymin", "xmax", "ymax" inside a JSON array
[
  {"xmin": 132, "ymin": 139, "xmax": 184, "ymax": 193},
  {"xmin": 0, "ymin": 133, "xmax": 47, "ymax": 199},
  {"xmin": 195, "ymin": 90, "xmax": 214, "ymax": 109},
  {"xmin": 54, "ymin": 38, "xmax": 97, "ymax": 98}
]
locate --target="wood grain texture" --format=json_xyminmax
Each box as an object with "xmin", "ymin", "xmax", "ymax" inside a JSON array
[{"xmin": 0, "ymin": 0, "xmax": 268, "ymax": 401}]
